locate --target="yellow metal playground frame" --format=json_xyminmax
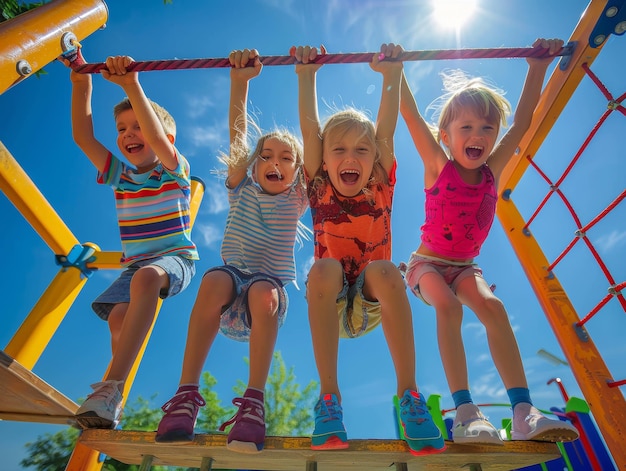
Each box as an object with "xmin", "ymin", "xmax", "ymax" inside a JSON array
[{"xmin": 0, "ymin": 0, "xmax": 623, "ymax": 470}]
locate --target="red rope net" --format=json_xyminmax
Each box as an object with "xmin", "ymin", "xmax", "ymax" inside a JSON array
[{"xmin": 520, "ymin": 62, "xmax": 625, "ymax": 388}]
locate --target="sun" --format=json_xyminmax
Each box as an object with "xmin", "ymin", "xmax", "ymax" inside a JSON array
[{"xmin": 432, "ymin": 0, "xmax": 477, "ymax": 29}]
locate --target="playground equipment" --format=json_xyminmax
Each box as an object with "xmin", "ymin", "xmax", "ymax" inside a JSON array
[{"xmin": 1, "ymin": 0, "xmax": 624, "ymax": 470}]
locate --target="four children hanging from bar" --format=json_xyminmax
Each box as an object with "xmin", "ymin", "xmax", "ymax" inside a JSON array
[{"xmin": 64, "ymin": 37, "xmax": 579, "ymax": 452}]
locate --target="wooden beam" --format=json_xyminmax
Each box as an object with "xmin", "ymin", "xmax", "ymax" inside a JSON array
[{"xmin": 78, "ymin": 430, "xmax": 561, "ymax": 471}]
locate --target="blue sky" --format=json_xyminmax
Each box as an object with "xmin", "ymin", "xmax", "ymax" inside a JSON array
[{"xmin": 1, "ymin": 0, "xmax": 625, "ymax": 469}]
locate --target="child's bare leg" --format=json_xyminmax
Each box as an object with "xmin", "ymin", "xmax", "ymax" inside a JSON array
[
  {"xmin": 366, "ymin": 261, "xmax": 445, "ymax": 453},
  {"xmin": 179, "ymin": 271, "xmax": 233, "ymax": 385},
  {"xmin": 362, "ymin": 260, "xmax": 416, "ymax": 396},
  {"xmin": 105, "ymin": 265, "xmax": 167, "ymax": 381},
  {"xmin": 307, "ymin": 258, "xmax": 344, "ymax": 400},
  {"xmin": 419, "ymin": 272, "xmax": 469, "ymax": 393},
  {"xmin": 156, "ymin": 271, "xmax": 233, "ymax": 443},
  {"xmin": 225, "ymin": 280, "xmax": 279, "ymax": 453},
  {"xmin": 308, "ymin": 258, "xmax": 349, "ymax": 451},
  {"xmin": 457, "ymin": 276, "xmax": 579, "ymax": 442},
  {"xmin": 247, "ymin": 280, "xmax": 280, "ymax": 389},
  {"xmin": 107, "ymin": 303, "xmax": 128, "ymax": 353},
  {"xmin": 456, "ymin": 276, "xmax": 526, "ymax": 389},
  {"xmin": 77, "ymin": 265, "xmax": 166, "ymax": 429}
]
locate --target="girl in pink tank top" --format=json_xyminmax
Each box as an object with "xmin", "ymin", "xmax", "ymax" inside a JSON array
[{"xmin": 401, "ymin": 38, "xmax": 579, "ymax": 445}]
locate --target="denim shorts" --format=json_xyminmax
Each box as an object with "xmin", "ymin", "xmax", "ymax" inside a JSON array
[
  {"xmin": 404, "ymin": 252, "xmax": 482, "ymax": 305},
  {"xmin": 92, "ymin": 255, "xmax": 196, "ymax": 320},
  {"xmin": 313, "ymin": 268, "xmax": 382, "ymax": 339},
  {"xmin": 205, "ymin": 265, "xmax": 288, "ymax": 342}
]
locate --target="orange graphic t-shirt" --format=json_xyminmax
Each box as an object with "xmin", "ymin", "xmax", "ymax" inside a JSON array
[{"xmin": 307, "ymin": 162, "xmax": 396, "ymax": 284}]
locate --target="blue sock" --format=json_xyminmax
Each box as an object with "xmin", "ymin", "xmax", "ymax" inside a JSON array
[
  {"xmin": 452, "ymin": 389, "xmax": 473, "ymax": 408},
  {"xmin": 507, "ymin": 387, "xmax": 531, "ymax": 412}
]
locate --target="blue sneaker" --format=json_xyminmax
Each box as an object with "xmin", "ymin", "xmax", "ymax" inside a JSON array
[
  {"xmin": 396, "ymin": 390, "xmax": 445, "ymax": 455},
  {"xmin": 311, "ymin": 393, "xmax": 349, "ymax": 450}
]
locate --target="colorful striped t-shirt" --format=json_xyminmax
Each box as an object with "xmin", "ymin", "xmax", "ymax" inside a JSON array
[{"xmin": 98, "ymin": 151, "xmax": 199, "ymax": 266}]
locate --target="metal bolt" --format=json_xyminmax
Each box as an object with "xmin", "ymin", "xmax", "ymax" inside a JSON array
[
  {"xmin": 593, "ymin": 34, "xmax": 606, "ymax": 46},
  {"xmin": 61, "ymin": 31, "xmax": 78, "ymax": 52},
  {"xmin": 16, "ymin": 60, "xmax": 32, "ymax": 76}
]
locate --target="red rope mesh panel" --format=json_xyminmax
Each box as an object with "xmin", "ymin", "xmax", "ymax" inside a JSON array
[{"xmin": 522, "ymin": 63, "xmax": 625, "ymax": 331}]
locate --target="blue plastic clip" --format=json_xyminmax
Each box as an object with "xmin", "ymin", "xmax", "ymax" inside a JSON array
[
  {"xmin": 55, "ymin": 244, "xmax": 97, "ymax": 278},
  {"xmin": 559, "ymin": 41, "xmax": 578, "ymax": 71}
]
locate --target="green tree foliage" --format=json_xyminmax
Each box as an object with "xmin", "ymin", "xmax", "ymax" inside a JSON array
[
  {"xmin": 196, "ymin": 370, "xmax": 232, "ymax": 432},
  {"xmin": 20, "ymin": 352, "xmax": 316, "ymax": 470},
  {"xmin": 0, "ymin": 0, "xmax": 45, "ymax": 23},
  {"xmin": 19, "ymin": 426, "xmax": 80, "ymax": 471}
]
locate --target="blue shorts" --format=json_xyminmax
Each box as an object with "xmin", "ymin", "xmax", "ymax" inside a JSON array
[
  {"xmin": 205, "ymin": 265, "xmax": 288, "ymax": 342},
  {"xmin": 92, "ymin": 255, "xmax": 196, "ymax": 320},
  {"xmin": 405, "ymin": 253, "xmax": 482, "ymax": 305},
  {"xmin": 307, "ymin": 268, "xmax": 382, "ymax": 339}
]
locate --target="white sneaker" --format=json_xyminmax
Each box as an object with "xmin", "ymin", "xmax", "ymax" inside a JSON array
[
  {"xmin": 76, "ymin": 380, "xmax": 123, "ymax": 429},
  {"xmin": 511, "ymin": 403, "xmax": 579, "ymax": 442},
  {"xmin": 452, "ymin": 403, "xmax": 503, "ymax": 445}
]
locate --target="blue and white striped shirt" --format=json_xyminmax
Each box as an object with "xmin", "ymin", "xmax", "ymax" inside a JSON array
[{"xmin": 221, "ymin": 176, "xmax": 308, "ymax": 285}]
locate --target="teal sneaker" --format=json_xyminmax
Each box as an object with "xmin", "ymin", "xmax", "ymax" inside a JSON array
[
  {"xmin": 311, "ymin": 393, "xmax": 349, "ymax": 450},
  {"xmin": 396, "ymin": 390, "xmax": 445, "ymax": 455}
]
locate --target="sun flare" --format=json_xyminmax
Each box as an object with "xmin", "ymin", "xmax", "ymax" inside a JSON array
[{"xmin": 432, "ymin": 0, "xmax": 477, "ymax": 29}]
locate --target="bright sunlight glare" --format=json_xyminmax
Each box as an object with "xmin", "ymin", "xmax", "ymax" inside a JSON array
[{"xmin": 432, "ymin": 0, "xmax": 477, "ymax": 29}]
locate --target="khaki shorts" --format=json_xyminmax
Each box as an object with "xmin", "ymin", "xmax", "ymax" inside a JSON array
[{"xmin": 314, "ymin": 268, "xmax": 382, "ymax": 338}]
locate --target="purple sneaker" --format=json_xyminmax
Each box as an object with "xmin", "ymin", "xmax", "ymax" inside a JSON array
[
  {"xmin": 219, "ymin": 396, "xmax": 265, "ymax": 453},
  {"xmin": 155, "ymin": 389, "xmax": 206, "ymax": 443}
]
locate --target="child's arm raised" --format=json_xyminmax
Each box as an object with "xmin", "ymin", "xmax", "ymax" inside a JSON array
[
  {"xmin": 227, "ymin": 48, "xmax": 262, "ymax": 189},
  {"xmin": 400, "ymin": 72, "xmax": 448, "ymax": 188},
  {"xmin": 370, "ymin": 43, "xmax": 403, "ymax": 174},
  {"xmin": 63, "ymin": 57, "xmax": 111, "ymax": 174},
  {"xmin": 488, "ymin": 38, "xmax": 564, "ymax": 181},
  {"xmin": 293, "ymin": 45, "xmax": 325, "ymax": 179},
  {"xmin": 103, "ymin": 55, "xmax": 178, "ymax": 171}
]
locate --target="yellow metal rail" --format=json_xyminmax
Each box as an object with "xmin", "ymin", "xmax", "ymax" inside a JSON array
[{"xmin": 0, "ymin": 0, "xmax": 108, "ymax": 94}]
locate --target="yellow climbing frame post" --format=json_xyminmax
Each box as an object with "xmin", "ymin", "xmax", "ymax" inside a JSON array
[
  {"xmin": 496, "ymin": 0, "xmax": 625, "ymax": 465},
  {"xmin": 1, "ymin": 140, "xmax": 89, "ymax": 367},
  {"xmin": 0, "ymin": 0, "xmax": 108, "ymax": 94},
  {"xmin": 0, "ymin": 141, "xmax": 80, "ymax": 256},
  {"xmin": 5, "ymin": 266, "xmax": 91, "ymax": 369}
]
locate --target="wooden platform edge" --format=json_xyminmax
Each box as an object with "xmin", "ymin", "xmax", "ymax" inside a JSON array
[
  {"xmin": 0, "ymin": 349, "xmax": 79, "ymax": 423},
  {"xmin": 78, "ymin": 430, "xmax": 562, "ymax": 471}
]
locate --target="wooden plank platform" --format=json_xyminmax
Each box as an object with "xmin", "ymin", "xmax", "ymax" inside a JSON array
[
  {"xmin": 78, "ymin": 430, "xmax": 562, "ymax": 470},
  {"xmin": 0, "ymin": 350, "xmax": 78, "ymax": 424}
]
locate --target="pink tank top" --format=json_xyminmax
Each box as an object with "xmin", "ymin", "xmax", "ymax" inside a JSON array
[{"xmin": 421, "ymin": 160, "xmax": 497, "ymax": 259}]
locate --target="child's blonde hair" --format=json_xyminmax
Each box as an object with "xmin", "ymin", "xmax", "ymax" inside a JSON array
[
  {"xmin": 310, "ymin": 108, "xmax": 388, "ymax": 192},
  {"xmin": 429, "ymin": 70, "xmax": 511, "ymax": 144},
  {"xmin": 221, "ymin": 116, "xmax": 305, "ymax": 191},
  {"xmin": 113, "ymin": 97, "xmax": 177, "ymax": 138}
]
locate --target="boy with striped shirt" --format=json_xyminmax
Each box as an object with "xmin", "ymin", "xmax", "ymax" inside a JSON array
[{"xmin": 64, "ymin": 54, "xmax": 198, "ymax": 429}]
